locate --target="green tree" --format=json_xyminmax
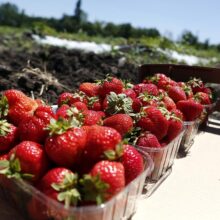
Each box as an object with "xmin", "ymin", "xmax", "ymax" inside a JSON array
[
  {"xmin": 180, "ymin": 30, "xmax": 198, "ymax": 46},
  {"xmin": 74, "ymin": 0, "xmax": 87, "ymax": 23}
]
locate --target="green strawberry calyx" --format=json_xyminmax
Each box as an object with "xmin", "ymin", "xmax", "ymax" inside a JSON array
[
  {"xmin": 103, "ymin": 142, "xmax": 124, "ymax": 161},
  {"xmin": 52, "ymin": 172, "xmax": 80, "ymax": 208},
  {"xmin": 0, "ymin": 154, "xmax": 33, "ymax": 180},
  {"xmin": 0, "ymin": 119, "xmax": 12, "ymax": 136},
  {"xmin": 80, "ymin": 174, "xmax": 109, "ymax": 205},
  {"xmin": 106, "ymin": 92, "xmax": 133, "ymax": 115}
]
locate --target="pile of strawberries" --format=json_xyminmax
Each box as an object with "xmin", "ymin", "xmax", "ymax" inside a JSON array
[{"xmin": 0, "ymin": 74, "xmax": 213, "ymax": 215}]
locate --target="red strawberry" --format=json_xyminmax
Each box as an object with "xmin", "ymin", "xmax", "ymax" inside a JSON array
[
  {"xmin": 18, "ymin": 105, "xmax": 55, "ymax": 143},
  {"xmin": 103, "ymin": 114, "xmax": 133, "ymax": 137},
  {"xmin": 177, "ymin": 99, "xmax": 204, "ymax": 121},
  {"xmin": 133, "ymin": 83, "xmax": 159, "ymax": 96},
  {"xmin": 103, "ymin": 92, "xmax": 133, "ymax": 115},
  {"xmin": 136, "ymin": 132, "xmax": 161, "ymax": 148},
  {"xmin": 83, "ymin": 125, "xmax": 122, "ymax": 163},
  {"xmin": 0, "ymin": 153, "xmax": 8, "ymax": 160},
  {"xmin": 87, "ymin": 96, "xmax": 102, "ymax": 111},
  {"xmin": 100, "ymin": 77, "xmax": 124, "ymax": 97},
  {"xmin": 28, "ymin": 168, "xmax": 80, "ymax": 220},
  {"xmin": 38, "ymin": 168, "xmax": 80, "ymax": 207},
  {"xmin": 45, "ymin": 120, "xmax": 87, "ymax": 168},
  {"xmin": 82, "ymin": 110, "xmax": 103, "ymax": 126},
  {"xmin": 57, "ymin": 92, "xmax": 75, "ymax": 106},
  {"xmin": 6, "ymin": 141, "xmax": 49, "ymax": 182},
  {"xmin": 187, "ymin": 78, "xmax": 205, "ymax": 94},
  {"xmin": 167, "ymin": 86, "xmax": 187, "ymax": 103},
  {"xmin": 178, "ymin": 82, "xmax": 194, "ymax": 99},
  {"xmin": 79, "ymin": 82, "xmax": 101, "ymax": 97},
  {"xmin": 138, "ymin": 93, "xmax": 159, "ymax": 107},
  {"xmin": 123, "ymin": 88, "xmax": 137, "ymax": 99},
  {"xmin": 0, "ymin": 120, "xmax": 18, "ymax": 152},
  {"xmin": 137, "ymin": 106, "xmax": 169, "ymax": 140},
  {"xmin": 120, "ymin": 145, "xmax": 144, "ymax": 184},
  {"xmin": 171, "ymin": 109, "xmax": 184, "ymax": 120},
  {"xmin": 132, "ymin": 98, "xmax": 142, "ymax": 112},
  {"xmin": 81, "ymin": 160, "xmax": 125, "ymax": 202},
  {"xmin": 2, "ymin": 89, "xmax": 38, "ymax": 125},
  {"xmin": 162, "ymin": 96, "xmax": 176, "ymax": 111},
  {"xmin": 55, "ymin": 104, "xmax": 70, "ymax": 119},
  {"xmin": 72, "ymin": 101, "xmax": 88, "ymax": 111},
  {"xmin": 194, "ymin": 92, "xmax": 211, "ymax": 105},
  {"xmin": 166, "ymin": 115, "xmax": 183, "ymax": 142}
]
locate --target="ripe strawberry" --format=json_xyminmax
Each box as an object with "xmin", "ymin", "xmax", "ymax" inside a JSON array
[
  {"xmin": 177, "ymin": 99, "xmax": 204, "ymax": 121},
  {"xmin": 120, "ymin": 145, "xmax": 144, "ymax": 184},
  {"xmin": 0, "ymin": 120, "xmax": 18, "ymax": 152},
  {"xmin": 57, "ymin": 91, "xmax": 87, "ymax": 106},
  {"xmin": 132, "ymin": 97, "xmax": 142, "ymax": 112},
  {"xmin": 170, "ymin": 109, "xmax": 184, "ymax": 120},
  {"xmin": 167, "ymin": 86, "xmax": 187, "ymax": 103},
  {"xmin": 162, "ymin": 96, "xmax": 176, "ymax": 111},
  {"xmin": 87, "ymin": 96, "xmax": 102, "ymax": 111},
  {"xmin": 72, "ymin": 101, "xmax": 88, "ymax": 111},
  {"xmin": 2, "ymin": 89, "xmax": 38, "ymax": 125},
  {"xmin": 79, "ymin": 82, "xmax": 101, "ymax": 97},
  {"xmin": 5, "ymin": 141, "xmax": 49, "ymax": 182},
  {"xmin": 149, "ymin": 73, "xmax": 171, "ymax": 90},
  {"xmin": 123, "ymin": 88, "xmax": 137, "ymax": 100},
  {"xmin": 45, "ymin": 119, "xmax": 87, "ymax": 168},
  {"xmin": 187, "ymin": 78, "xmax": 205, "ymax": 94},
  {"xmin": 103, "ymin": 114, "xmax": 133, "ymax": 137},
  {"xmin": 133, "ymin": 83, "xmax": 159, "ymax": 96},
  {"xmin": 55, "ymin": 104, "xmax": 70, "ymax": 119},
  {"xmin": 138, "ymin": 93, "xmax": 159, "ymax": 107},
  {"xmin": 83, "ymin": 125, "xmax": 122, "ymax": 163},
  {"xmin": 178, "ymin": 82, "xmax": 194, "ymax": 99},
  {"xmin": 166, "ymin": 115, "xmax": 183, "ymax": 142},
  {"xmin": 28, "ymin": 168, "xmax": 80, "ymax": 220},
  {"xmin": 0, "ymin": 153, "xmax": 7, "ymax": 160},
  {"xmin": 136, "ymin": 132, "xmax": 161, "ymax": 148},
  {"xmin": 18, "ymin": 105, "xmax": 55, "ymax": 143},
  {"xmin": 103, "ymin": 92, "xmax": 133, "ymax": 115},
  {"xmin": 81, "ymin": 161, "xmax": 125, "ymax": 203},
  {"xmin": 99, "ymin": 77, "xmax": 124, "ymax": 97},
  {"xmin": 82, "ymin": 110, "xmax": 103, "ymax": 126},
  {"xmin": 137, "ymin": 106, "xmax": 169, "ymax": 140},
  {"xmin": 194, "ymin": 92, "xmax": 211, "ymax": 105},
  {"xmin": 38, "ymin": 168, "xmax": 80, "ymax": 207}
]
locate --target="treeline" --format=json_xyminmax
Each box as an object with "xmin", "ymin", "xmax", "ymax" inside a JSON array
[{"xmin": 0, "ymin": 2, "xmax": 219, "ymax": 51}]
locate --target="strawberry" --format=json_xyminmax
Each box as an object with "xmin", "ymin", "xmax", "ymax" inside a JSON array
[
  {"xmin": 79, "ymin": 82, "xmax": 101, "ymax": 97},
  {"xmin": 83, "ymin": 125, "xmax": 122, "ymax": 163},
  {"xmin": 55, "ymin": 104, "xmax": 70, "ymax": 119},
  {"xmin": 133, "ymin": 83, "xmax": 159, "ymax": 96},
  {"xmin": 162, "ymin": 96, "xmax": 176, "ymax": 111},
  {"xmin": 137, "ymin": 106, "xmax": 169, "ymax": 140},
  {"xmin": 28, "ymin": 168, "xmax": 80, "ymax": 220},
  {"xmin": 177, "ymin": 99, "xmax": 204, "ymax": 121},
  {"xmin": 103, "ymin": 114, "xmax": 133, "ymax": 137},
  {"xmin": 2, "ymin": 141, "xmax": 49, "ymax": 182},
  {"xmin": 45, "ymin": 119, "xmax": 87, "ymax": 168},
  {"xmin": 0, "ymin": 120, "xmax": 18, "ymax": 152},
  {"xmin": 82, "ymin": 110, "xmax": 103, "ymax": 126},
  {"xmin": 132, "ymin": 97, "xmax": 142, "ymax": 112},
  {"xmin": 57, "ymin": 91, "xmax": 87, "ymax": 106},
  {"xmin": 99, "ymin": 77, "xmax": 124, "ymax": 97},
  {"xmin": 0, "ymin": 153, "xmax": 7, "ymax": 160},
  {"xmin": 72, "ymin": 101, "xmax": 88, "ymax": 111},
  {"xmin": 123, "ymin": 88, "xmax": 137, "ymax": 100},
  {"xmin": 81, "ymin": 161, "xmax": 125, "ymax": 203},
  {"xmin": 87, "ymin": 96, "xmax": 102, "ymax": 111},
  {"xmin": 120, "ymin": 145, "xmax": 144, "ymax": 184},
  {"xmin": 148, "ymin": 73, "xmax": 171, "ymax": 90},
  {"xmin": 136, "ymin": 132, "xmax": 161, "ymax": 148},
  {"xmin": 187, "ymin": 78, "xmax": 205, "ymax": 94},
  {"xmin": 18, "ymin": 105, "xmax": 55, "ymax": 143},
  {"xmin": 166, "ymin": 114, "xmax": 183, "ymax": 142},
  {"xmin": 2, "ymin": 89, "xmax": 38, "ymax": 125},
  {"xmin": 103, "ymin": 92, "xmax": 133, "ymax": 115},
  {"xmin": 178, "ymin": 82, "xmax": 194, "ymax": 99},
  {"xmin": 167, "ymin": 86, "xmax": 187, "ymax": 103},
  {"xmin": 38, "ymin": 168, "xmax": 80, "ymax": 207},
  {"xmin": 194, "ymin": 92, "xmax": 211, "ymax": 105},
  {"xmin": 138, "ymin": 93, "xmax": 159, "ymax": 107}
]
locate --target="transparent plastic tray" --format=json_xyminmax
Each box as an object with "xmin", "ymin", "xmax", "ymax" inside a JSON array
[
  {"xmin": 178, "ymin": 120, "xmax": 200, "ymax": 157},
  {"xmin": 0, "ymin": 150, "xmax": 153, "ymax": 220},
  {"xmin": 136, "ymin": 130, "xmax": 184, "ymax": 183}
]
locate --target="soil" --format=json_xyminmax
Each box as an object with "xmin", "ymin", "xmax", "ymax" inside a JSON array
[{"xmin": 0, "ymin": 46, "xmax": 138, "ymax": 104}]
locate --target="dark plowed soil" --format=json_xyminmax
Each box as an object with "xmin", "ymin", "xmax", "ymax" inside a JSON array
[{"xmin": 0, "ymin": 46, "xmax": 138, "ymax": 104}]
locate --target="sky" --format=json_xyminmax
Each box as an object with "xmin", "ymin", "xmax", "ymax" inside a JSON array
[{"xmin": 1, "ymin": 0, "xmax": 220, "ymax": 44}]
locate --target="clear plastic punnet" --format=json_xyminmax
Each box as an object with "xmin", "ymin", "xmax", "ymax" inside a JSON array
[
  {"xmin": 136, "ymin": 130, "xmax": 184, "ymax": 183},
  {"xmin": 0, "ymin": 149, "xmax": 153, "ymax": 220},
  {"xmin": 178, "ymin": 120, "xmax": 200, "ymax": 156}
]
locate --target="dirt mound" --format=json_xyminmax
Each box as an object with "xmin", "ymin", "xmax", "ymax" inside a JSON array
[{"xmin": 0, "ymin": 46, "xmax": 138, "ymax": 104}]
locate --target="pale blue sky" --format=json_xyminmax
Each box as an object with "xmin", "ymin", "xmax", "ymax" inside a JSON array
[{"xmin": 1, "ymin": 0, "xmax": 220, "ymax": 44}]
